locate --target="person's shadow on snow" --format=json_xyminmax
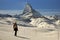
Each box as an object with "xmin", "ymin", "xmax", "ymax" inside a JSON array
[{"xmin": 16, "ymin": 36, "xmax": 30, "ymax": 39}]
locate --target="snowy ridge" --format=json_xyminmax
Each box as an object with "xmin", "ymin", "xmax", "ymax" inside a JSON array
[{"xmin": 30, "ymin": 18, "xmax": 55, "ymax": 29}]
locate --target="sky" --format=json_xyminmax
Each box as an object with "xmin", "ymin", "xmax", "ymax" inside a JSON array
[
  {"xmin": 0, "ymin": 0, "xmax": 60, "ymax": 15},
  {"xmin": 0, "ymin": 0, "xmax": 60, "ymax": 10}
]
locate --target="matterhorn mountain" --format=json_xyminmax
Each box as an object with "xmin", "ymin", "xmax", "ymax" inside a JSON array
[
  {"xmin": 18, "ymin": 3, "xmax": 59, "ymax": 30},
  {"xmin": 20, "ymin": 3, "xmax": 42, "ymax": 19}
]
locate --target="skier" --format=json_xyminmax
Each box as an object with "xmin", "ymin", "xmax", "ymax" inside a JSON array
[{"xmin": 13, "ymin": 22, "xmax": 18, "ymax": 36}]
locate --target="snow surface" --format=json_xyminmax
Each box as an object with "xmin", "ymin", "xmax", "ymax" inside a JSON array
[{"xmin": 0, "ymin": 17, "xmax": 60, "ymax": 40}]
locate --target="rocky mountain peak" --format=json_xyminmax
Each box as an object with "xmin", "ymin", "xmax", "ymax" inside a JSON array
[{"xmin": 21, "ymin": 3, "xmax": 42, "ymax": 18}]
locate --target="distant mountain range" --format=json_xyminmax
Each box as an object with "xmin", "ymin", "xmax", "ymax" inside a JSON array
[{"xmin": 0, "ymin": 14, "xmax": 12, "ymax": 17}]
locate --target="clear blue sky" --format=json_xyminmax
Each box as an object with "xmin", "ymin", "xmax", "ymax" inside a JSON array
[
  {"xmin": 0, "ymin": 0, "xmax": 60, "ymax": 10},
  {"xmin": 0, "ymin": 0, "xmax": 60, "ymax": 15}
]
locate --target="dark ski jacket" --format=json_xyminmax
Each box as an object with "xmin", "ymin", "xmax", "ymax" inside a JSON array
[{"xmin": 13, "ymin": 22, "xmax": 18, "ymax": 31}]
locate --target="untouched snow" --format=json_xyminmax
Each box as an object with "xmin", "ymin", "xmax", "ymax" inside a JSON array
[
  {"xmin": 0, "ymin": 18, "xmax": 60, "ymax": 40},
  {"xmin": 0, "ymin": 17, "xmax": 60, "ymax": 40},
  {"xmin": 0, "ymin": 23, "xmax": 60, "ymax": 40}
]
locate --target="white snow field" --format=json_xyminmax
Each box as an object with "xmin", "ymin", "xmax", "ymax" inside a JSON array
[{"xmin": 0, "ymin": 17, "xmax": 60, "ymax": 40}]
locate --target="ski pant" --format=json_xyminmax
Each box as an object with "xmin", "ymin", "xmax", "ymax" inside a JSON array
[{"xmin": 14, "ymin": 31, "xmax": 17, "ymax": 36}]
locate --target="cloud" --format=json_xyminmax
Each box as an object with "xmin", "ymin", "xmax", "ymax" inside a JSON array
[
  {"xmin": 0, "ymin": 9, "xmax": 60, "ymax": 16},
  {"xmin": 0, "ymin": 10, "xmax": 23, "ymax": 15},
  {"xmin": 40, "ymin": 12, "xmax": 60, "ymax": 16}
]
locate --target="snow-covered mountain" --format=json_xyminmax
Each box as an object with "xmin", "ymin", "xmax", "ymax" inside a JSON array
[
  {"xmin": 30, "ymin": 15, "xmax": 60, "ymax": 30},
  {"xmin": 20, "ymin": 3, "xmax": 42, "ymax": 19},
  {"xmin": 18, "ymin": 3, "xmax": 60, "ymax": 30}
]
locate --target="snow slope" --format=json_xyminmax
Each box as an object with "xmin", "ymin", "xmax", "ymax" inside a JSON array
[
  {"xmin": 0, "ymin": 21, "xmax": 60, "ymax": 40},
  {"xmin": 0, "ymin": 15, "xmax": 60, "ymax": 40}
]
